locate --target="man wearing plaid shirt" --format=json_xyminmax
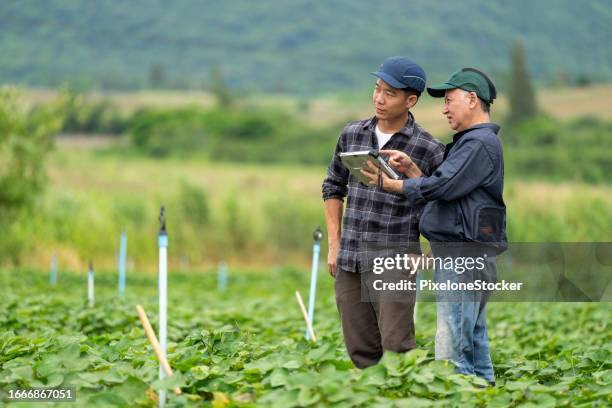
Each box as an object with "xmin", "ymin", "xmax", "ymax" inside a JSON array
[{"xmin": 322, "ymin": 57, "xmax": 444, "ymax": 368}]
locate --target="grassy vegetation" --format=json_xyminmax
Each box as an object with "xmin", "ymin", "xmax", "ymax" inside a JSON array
[
  {"xmin": 0, "ymin": 84, "xmax": 609, "ymax": 271},
  {"xmin": 5, "ymin": 142, "xmax": 608, "ymax": 272}
]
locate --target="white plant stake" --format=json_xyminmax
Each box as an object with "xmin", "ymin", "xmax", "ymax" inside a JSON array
[
  {"xmin": 158, "ymin": 207, "xmax": 168, "ymax": 408},
  {"xmin": 305, "ymin": 227, "xmax": 322, "ymax": 340},
  {"xmin": 87, "ymin": 260, "xmax": 94, "ymax": 308},
  {"xmin": 118, "ymin": 229, "xmax": 128, "ymax": 298},
  {"xmin": 296, "ymin": 290, "xmax": 317, "ymax": 342}
]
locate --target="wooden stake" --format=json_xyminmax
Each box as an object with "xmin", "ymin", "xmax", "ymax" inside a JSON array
[
  {"xmin": 136, "ymin": 304, "xmax": 182, "ymax": 395},
  {"xmin": 295, "ymin": 291, "xmax": 317, "ymax": 342}
]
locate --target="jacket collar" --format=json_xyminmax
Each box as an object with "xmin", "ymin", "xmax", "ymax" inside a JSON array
[
  {"xmin": 452, "ymin": 122, "xmax": 500, "ymax": 143},
  {"xmin": 443, "ymin": 123, "xmax": 500, "ymax": 161}
]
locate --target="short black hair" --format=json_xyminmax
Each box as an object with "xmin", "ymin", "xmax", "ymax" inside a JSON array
[
  {"xmin": 403, "ymin": 88, "xmax": 421, "ymax": 98},
  {"xmin": 479, "ymin": 98, "xmax": 491, "ymax": 113}
]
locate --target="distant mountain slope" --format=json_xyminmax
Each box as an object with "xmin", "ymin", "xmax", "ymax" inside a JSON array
[{"xmin": 1, "ymin": 0, "xmax": 610, "ymax": 93}]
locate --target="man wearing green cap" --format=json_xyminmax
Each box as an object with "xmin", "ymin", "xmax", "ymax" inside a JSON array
[{"xmin": 361, "ymin": 68, "xmax": 506, "ymax": 384}]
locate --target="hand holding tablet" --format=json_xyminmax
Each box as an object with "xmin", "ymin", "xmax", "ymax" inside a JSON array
[{"xmin": 338, "ymin": 150, "xmax": 400, "ymax": 186}]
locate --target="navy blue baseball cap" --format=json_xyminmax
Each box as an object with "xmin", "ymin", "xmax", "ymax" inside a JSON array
[{"xmin": 370, "ymin": 56, "xmax": 427, "ymax": 93}]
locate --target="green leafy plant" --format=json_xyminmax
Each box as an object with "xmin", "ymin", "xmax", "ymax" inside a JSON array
[{"xmin": 1, "ymin": 267, "xmax": 610, "ymax": 407}]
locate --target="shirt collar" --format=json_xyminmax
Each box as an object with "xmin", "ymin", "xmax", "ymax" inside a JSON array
[
  {"xmin": 363, "ymin": 112, "xmax": 416, "ymax": 139},
  {"xmin": 452, "ymin": 122, "xmax": 500, "ymax": 143}
]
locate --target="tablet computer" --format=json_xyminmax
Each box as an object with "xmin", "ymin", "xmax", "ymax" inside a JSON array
[{"xmin": 339, "ymin": 150, "xmax": 400, "ymax": 186}]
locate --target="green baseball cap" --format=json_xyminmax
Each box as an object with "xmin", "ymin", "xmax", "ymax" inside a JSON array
[{"xmin": 427, "ymin": 67, "xmax": 497, "ymax": 103}]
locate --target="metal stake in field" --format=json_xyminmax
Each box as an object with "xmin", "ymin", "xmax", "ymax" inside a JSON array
[
  {"xmin": 50, "ymin": 253, "xmax": 58, "ymax": 285},
  {"xmin": 136, "ymin": 305, "xmax": 182, "ymax": 396},
  {"xmin": 157, "ymin": 207, "xmax": 169, "ymax": 408},
  {"xmin": 296, "ymin": 290, "xmax": 317, "ymax": 342},
  {"xmin": 218, "ymin": 261, "xmax": 228, "ymax": 292},
  {"xmin": 87, "ymin": 260, "xmax": 94, "ymax": 308},
  {"xmin": 118, "ymin": 229, "xmax": 128, "ymax": 298},
  {"xmin": 305, "ymin": 227, "xmax": 323, "ymax": 340}
]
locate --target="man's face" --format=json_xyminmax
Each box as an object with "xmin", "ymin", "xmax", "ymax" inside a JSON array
[
  {"xmin": 372, "ymin": 79, "xmax": 414, "ymax": 121},
  {"xmin": 442, "ymin": 88, "xmax": 475, "ymax": 131}
]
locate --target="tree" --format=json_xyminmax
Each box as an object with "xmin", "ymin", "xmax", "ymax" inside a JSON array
[
  {"xmin": 148, "ymin": 63, "xmax": 168, "ymax": 89},
  {"xmin": 507, "ymin": 40, "xmax": 538, "ymax": 124},
  {"xmin": 209, "ymin": 66, "xmax": 233, "ymax": 108},
  {"xmin": 0, "ymin": 88, "xmax": 65, "ymax": 264}
]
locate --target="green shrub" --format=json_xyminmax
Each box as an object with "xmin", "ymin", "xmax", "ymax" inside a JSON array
[
  {"xmin": 263, "ymin": 195, "xmax": 324, "ymax": 253},
  {"xmin": 62, "ymin": 93, "xmax": 128, "ymax": 134},
  {"xmin": 504, "ymin": 115, "xmax": 558, "ymax": 146},
  {"xmin": 129, "ymin": 108, "xmax": 211, "ymax": 157},
  {"xmin": 503, "ymin": 115, "xmax": 612, "ymax": 184},
  {"xmin": 112, "ymin": 197, "xmax": 148, "ymax": 228},
  {"xmin": 177, "ymin": 181, "xmax": 210, "ymax": 227},
  {"xmin": 222, "ymin": 194, "xmax": 253, "ymax": 252},
  {"xmin": 128, "ymin": 106, "xmax": 339, "ymax": 164},
  {"xmin": 0, "ymin": 88, "xmax": 64, "ymax": 264}
]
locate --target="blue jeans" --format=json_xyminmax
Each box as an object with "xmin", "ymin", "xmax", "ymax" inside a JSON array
[{"xmin": 434, "ymin": 259, "xmax": 497, "ymax": 383}]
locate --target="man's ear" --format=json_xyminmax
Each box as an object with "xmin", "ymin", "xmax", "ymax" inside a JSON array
[
  {"xmin": 469, "ymin": 92, "xmax": 479, "ymax": 109},
  {"xmin": 405, "ymin": 94, "xmax": 418, "ymax": 110}
]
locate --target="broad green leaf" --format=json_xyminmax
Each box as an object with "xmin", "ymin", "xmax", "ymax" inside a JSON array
[
  {"xmin": 358, "ymin": 364, "xmax": 387, "ymax": 386},
  {"xmin": 45, "ymin": 372, "xmax": 64, "ymax": 387},
  {"xmin": 150, "ymin": 372, "xmax": 186, "ymax": 391},
  {"xmin": 36, "ymin": 359, "xmax": 62, "ymax": 378},
  {"xmin": 87, "ymin": 391, "xmax": 128, "ymax": 407},
  {"xmin": 190, "ymin": 364, "xmax": 211, "ymax": 380},
  {"xmin": 504, "ymin": 379, "xmax": 538, "ymax": 391},
  {"xmin": 10, "ymin": 366, "xmax": 33, "ymax": 382},
  {"xmin": 298, "ymin": 387, "xmax": 320, "ymax": 406},
  {"xmin": 269, "ymin": 368, "xmax": 289, "ymax": 388},
  {"xmin": 307, "ymin": 343, "xmax": 335, "ymax": 363},
  {"xmin": 281, "ymin": 359, "xmax": 302, "ymax": 369}
]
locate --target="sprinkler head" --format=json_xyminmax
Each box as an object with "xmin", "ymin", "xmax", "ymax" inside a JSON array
[
  {"xmin": 159, "ymin": 206, "xmax": 167, "ymax": 234},
  {"xmin": 313, "ymin": 226, "xmax": 323, "ymax": 243}
]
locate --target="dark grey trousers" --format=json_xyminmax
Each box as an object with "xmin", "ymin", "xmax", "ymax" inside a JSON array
[{"xmin": 335, "ymin": 269, "xmax": 416, "ymax": 368}]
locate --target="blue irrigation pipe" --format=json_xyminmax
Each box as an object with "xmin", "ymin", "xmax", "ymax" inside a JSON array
[
  {"xmin": 218, "ymin": 262, "xmax": 228, "ymax": 291},
  {"xmin": 158, "ymin": 207, "xmax": 168, "ymax": 408},
  {"xmin": 305, "ymin": 227, "xmax": 323, "ymax": 340},
  {"xmin": 118, "ymin": 229, "xmax": 128, "ymax": 298},
  {"xmin": 87, "ymin": 260, "xmax": 94, "ymax": 308},
  {"xmin": 50, "ymin": 254, "xmax": 58, "ymax": 285}
]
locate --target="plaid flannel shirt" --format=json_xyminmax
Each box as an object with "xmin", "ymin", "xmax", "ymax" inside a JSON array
[{"xmin": 322, "ymin": 113, "xmax": 445, "ymax": 273}]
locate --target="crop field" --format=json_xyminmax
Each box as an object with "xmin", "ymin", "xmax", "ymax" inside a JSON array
[{"xmin": 1, "ymin": 266, "xmax": 610, "ymax": 407}]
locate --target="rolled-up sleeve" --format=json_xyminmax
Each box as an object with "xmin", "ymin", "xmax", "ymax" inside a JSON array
[
  {"xmin": 322, "ymin": 131, "xmax": 349, "ymax": 201},
  {"xmin": 402, "ymin": 139, "xmax": 493, "ymax": 205}
]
